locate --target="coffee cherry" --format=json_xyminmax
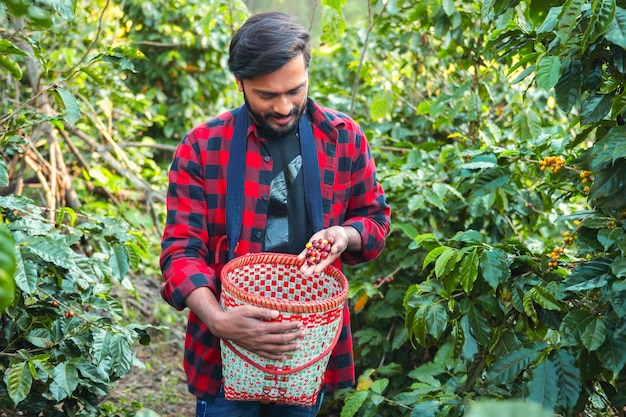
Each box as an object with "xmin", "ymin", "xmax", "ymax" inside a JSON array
[
  {"xmin": 539, "ymin": 156, "xmax": 566, "ymax": 173},
  {"xmin": 305, "ymin": 238, "xmax": 334, "ymax": 266}
]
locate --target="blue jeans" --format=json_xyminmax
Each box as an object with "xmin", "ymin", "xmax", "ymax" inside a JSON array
[{"xmin": 196, "ymin": 386, "xmax": 324, "ymax": 417}]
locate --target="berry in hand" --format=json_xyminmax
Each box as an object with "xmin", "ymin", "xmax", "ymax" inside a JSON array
[{"xmin": 305, "ymin": 238, "xmax": 335, "ymax": 266}]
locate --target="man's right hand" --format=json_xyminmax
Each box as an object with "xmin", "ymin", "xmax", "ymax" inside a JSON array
[
  {"xmin": 185, "ymin": 287, "xmax": 304, "ymax": 360},
  {"xmin": 210, "ymin": 305, "xmax": 304, "ymax": 360}
]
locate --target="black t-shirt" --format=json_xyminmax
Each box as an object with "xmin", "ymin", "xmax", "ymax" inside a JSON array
[{"xmin": 260, "ymin": 128, "xmax": 313, "ymax": 254}]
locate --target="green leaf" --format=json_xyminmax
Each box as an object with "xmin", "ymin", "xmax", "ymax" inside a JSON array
[
  {"xmin": 53, "ymin": 87, "xmax": 81, "ymax": 125},
  {"xmin": 426, "ymin": 303, "xmax": 448, "ymax": 339},
  {"xmin": 461, "ymin": 315, "xmax": 479, "ymax": 359},
  {"xmin": 527, "ymin": 358, "xmax": 558, "ymax": 410},
  {"xmin": 581, "ymin": 316, "xmax": 607, "ymax": 351},
  {"xmin": 459, "ymin": 248, "xmax": 479, "ymax": 293},
  {"xmin": 536, "ymin": 55, "xmax": 561, "ymax": 90},
  {"xmin": 482, "ymin": 0, "xmax": 497, "ymax": 23},
  {"xmin": 0, "ymin": 39, "xmax": 29, "ymax": 56},
  {"xmin": 14, "ymin": 249, "xmax": 38, "ymax": 295},
  {"xmin": 50, "ymin": 363, "xmax": 79, "ymax": 401},
  {"xmin": 531, "ymin": 286, "xmax": 565, "ymax": 311},
  {"xmin": 524, "ymin": 290, "xmax": 539, "ymax": 324},
  {"xmin": 23, "ymin": 236, "xmax": 76, "ymax": 270},
  {"xmin": 581, "ymin": 92, "xmax": 615, "ymax": 125},
  {"xmin": 50, "ymin": 0, "xmax": 77, "ymax": 20},
  {"xmin": 556, "ymin": 0, "xmax": 584, "ymax": 45},
  {"xmin": 4, "ymin": 361, "xmax": 33, "ymax": 405},
  {"xmin": 584, "ymin": 0, "xmax": 616, "ymax": 49},
  {"xmin": 480, "ymin": 249, "xmax": 511, "ymax": 289},
  {"xmin": 0, "ymin": 54, "xmax": 23, "ymax": 80},
  {"xmin": 80, "ymin": 66, "xmax": 105, "ymax": 86},
  {"xmin": 513, "ymin": 110, "xmax": 541, "ymax": 141},
  {"xmin": 467, "ymin": 303, "xmax": 491, "ymax": 346},
  {"xmin": 434, "ymin": 247, "xmax": 458, "ymax": 279},
  {"xmin": 442, "ymin": 0, "xmax": 455, "ymax": 16},
  {"xmin": 27, "ymin": 5, "xmax": 53, "ymax": 28},
  {"xmin": 91, "ymin": 328, "xmax": 111, "ymax": 364},
  {"xmin": 76, "ymin": 361, "xmax": 109, "ymax": 385},
  {"xmin": 589, "ymin": 159, "xmax": 626, "ymax": 209},
  {"xmin": 590, "ymin": 126, "xmax": 626, "ymax": 171},
  {"xmin": 606, "ymin": 6, "xmax": 626, "ymax": 48},
  {"xmin": 25, "ymin": 328, "xmax": 52, "ymax": 348},
  {"xmin": 340, "ymin": 390, "xmax": 368, "ymax": 417},
  {"xmin": 465, "ymin": 400, "xmax": 555, "ymax": 417},
  {"xmin": 471, "ymin": 167, "xmax": 511, "ymax": 198},
  {"xmin": 553, "ymin": 349, "xmax": 581, "ymax": 409},
  {"xmin": 597, "ymin": 327, "xmax": 626, "ymax": 374},
  {"xmin": 0, "ymin": 225, "xmax": 16, "ymax": 312},
  {"xmin": 110, "ymin": 244, "xmax": 130, "ymax": 282},
  {"xmin": 370, "ymin": 378, "xmax": 389, "ymax": 395},
  {"xmin": 611, "ymin": 257, "xmax": 626, "ymax": 278},
  {"xmin": 452, "ymin": 230, "xmax": 485, "ymax": 244},
  {"xmin": 109, "ymin": 334, "xmax": 133, "ymax": 376},
  {"xmin": 424, "ymin": 245, "xmax": 448, "ymax": 270},
  {"xmin": 560, "ymin": 310, "xmax": 593, "ymax": 346},
  {"xmin": 485, "ymin": 348, "xmax": 542, "ymax": 385},
  {"xmin": 555, "ymin": 59, "xmax": 583, "ymax": 112},
  {"xmin": 370, "ymin": 90, "xmax": 393, "ymax": 121},
  {"xmin": 597, "ymin": 227, "xmax": 625, "ymax": 252},
  {"xmin": 564, "ymin": 274, "xmax": 610, "ymax": 292},
  {"xmin": 409, "ymin": 401, "xmax": 439, "ymax": 417},
  {"xmin": 412, "ymin": 307, "xmax": 428, "ymax": 346},
  {"xmin": 0, "ymin": 159, "xmax": 8, "ymax": 187},
  {"xmin": 57, "ymin": 206, "xmax": 77, "ymax": 227},
  {"xmin": 538, "ymin": 5, "xmax": 561, "ymax": 32},
  {"xmin": 320, "ymin": 5, "xmax": 347, "ymax": 45}
]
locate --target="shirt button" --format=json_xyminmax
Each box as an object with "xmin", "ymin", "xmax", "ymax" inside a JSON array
[
  {"xmin": 262, "ymin": 194, "xmax": 268, "ymax": 200},
  {"xmin": 255, "ymin": 232, "xmax": 262, "ymax": 238},
  {"xmin": 264, "ymin": 156, "xmax": 271, "ymax": 162}
]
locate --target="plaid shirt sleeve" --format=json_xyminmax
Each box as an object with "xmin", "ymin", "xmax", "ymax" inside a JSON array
[
  {"xmin": 160, "ymin": 114, "xmax": 234, "ymax": 311},
  {"xmin": 311, "ymin": 103, "xmax": 391, "ymax": 266}
]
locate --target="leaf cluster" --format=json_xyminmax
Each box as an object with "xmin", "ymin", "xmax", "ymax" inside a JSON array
[
  {"xmin": 0, "ymin": 195, "xmax": 156, "ymax": 416},
  {"xmin": 320, "ymin": 0, "xmax": 626, "ymax": 416}
]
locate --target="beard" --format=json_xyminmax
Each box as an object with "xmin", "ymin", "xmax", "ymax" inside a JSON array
[{"xmin": 243, "ymin": 93, "xmax": 307, "ymax": 138}]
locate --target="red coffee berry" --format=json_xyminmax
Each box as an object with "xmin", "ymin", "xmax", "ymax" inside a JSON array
[{"xmin": 305, "ymin": 238, "xmax": 334, "ymax": 266}]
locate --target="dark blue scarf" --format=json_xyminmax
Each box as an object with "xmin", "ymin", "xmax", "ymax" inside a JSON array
[{"xmin": 225, "ymin": 104, "xmax": 324, "ymax": 261}]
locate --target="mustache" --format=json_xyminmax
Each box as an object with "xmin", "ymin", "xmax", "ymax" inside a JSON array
[{"xmin": 265, "ymin": 107, "xmax": 301, "ymax": 119}]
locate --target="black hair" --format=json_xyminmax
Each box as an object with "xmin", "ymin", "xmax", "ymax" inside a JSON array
[{"xmin": 228, "ymin": 12, "xmax": 311, "ymax": 80}]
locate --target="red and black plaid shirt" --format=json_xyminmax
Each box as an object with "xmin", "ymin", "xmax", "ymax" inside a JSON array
[{"xmin": 160, "ymin": 99, "xmax": 391, "ymax": 401}]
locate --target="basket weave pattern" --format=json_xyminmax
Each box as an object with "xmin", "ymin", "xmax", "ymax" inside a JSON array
[{"xmin": 220, "ymin": 253, "xmax": 348, "ymax": 406}]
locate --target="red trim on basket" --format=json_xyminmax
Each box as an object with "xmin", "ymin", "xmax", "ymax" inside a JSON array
[
  {"xmin": 220, "ymin": 253, "xmax": 348, "ymax": 314},
  {"xmin": 221, "ymin": 314, "xmax": 343, "ymax": 375}
]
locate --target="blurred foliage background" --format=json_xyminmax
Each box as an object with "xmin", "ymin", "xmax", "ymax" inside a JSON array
[{"xmin": 1, "ymin": 0, "xmax": 626, "ymax": 416}]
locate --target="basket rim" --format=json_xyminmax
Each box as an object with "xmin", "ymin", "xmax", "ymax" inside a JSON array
[{"xmin": 220, "ymin": 252, "xmax": 348, "ymax": 313}]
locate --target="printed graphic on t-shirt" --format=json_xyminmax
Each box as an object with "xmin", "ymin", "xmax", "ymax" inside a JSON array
[{"xmin": 265, "ymin": 156, "xmax": 303, "ymax": 253}]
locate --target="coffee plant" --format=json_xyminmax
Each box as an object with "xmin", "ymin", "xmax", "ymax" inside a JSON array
[
  {"xmin": 0, "ymin": 195, "xmax": 155, "ymax": 416},
  {"xmin": 310, "ymin": 0, "xmax": 626, "ymax": 416}
]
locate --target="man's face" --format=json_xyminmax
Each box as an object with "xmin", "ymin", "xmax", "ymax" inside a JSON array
[{"xmin": 238, "ymin": 54, "xmax": 309, "ymax": 138}]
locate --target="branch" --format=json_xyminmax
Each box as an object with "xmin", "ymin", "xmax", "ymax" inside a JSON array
[
  {"xmin": 119, "ymin": 141, "xmax": 178, "ymax": 153},
  {"xmin": 58, "ymin": 0, "xmax": 111, "ymax": 75},
  {"xmin": 349, "ymin": 0, "xmax": 388, "ymax": 115}
]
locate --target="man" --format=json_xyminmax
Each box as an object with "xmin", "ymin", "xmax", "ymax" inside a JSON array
[{"xmin": 160, "ymin": 12, "xmax": 391, "ymax": 417}]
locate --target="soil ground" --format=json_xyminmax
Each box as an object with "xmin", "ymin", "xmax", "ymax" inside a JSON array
[{"xmin": 104, "ymin": 275, "xmax": 196, "ymax": 417}]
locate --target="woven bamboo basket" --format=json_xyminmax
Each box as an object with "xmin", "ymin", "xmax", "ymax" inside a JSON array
[{"xmin": 219, "ymin": 252, "xmax": 348, "ymax": 406}]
